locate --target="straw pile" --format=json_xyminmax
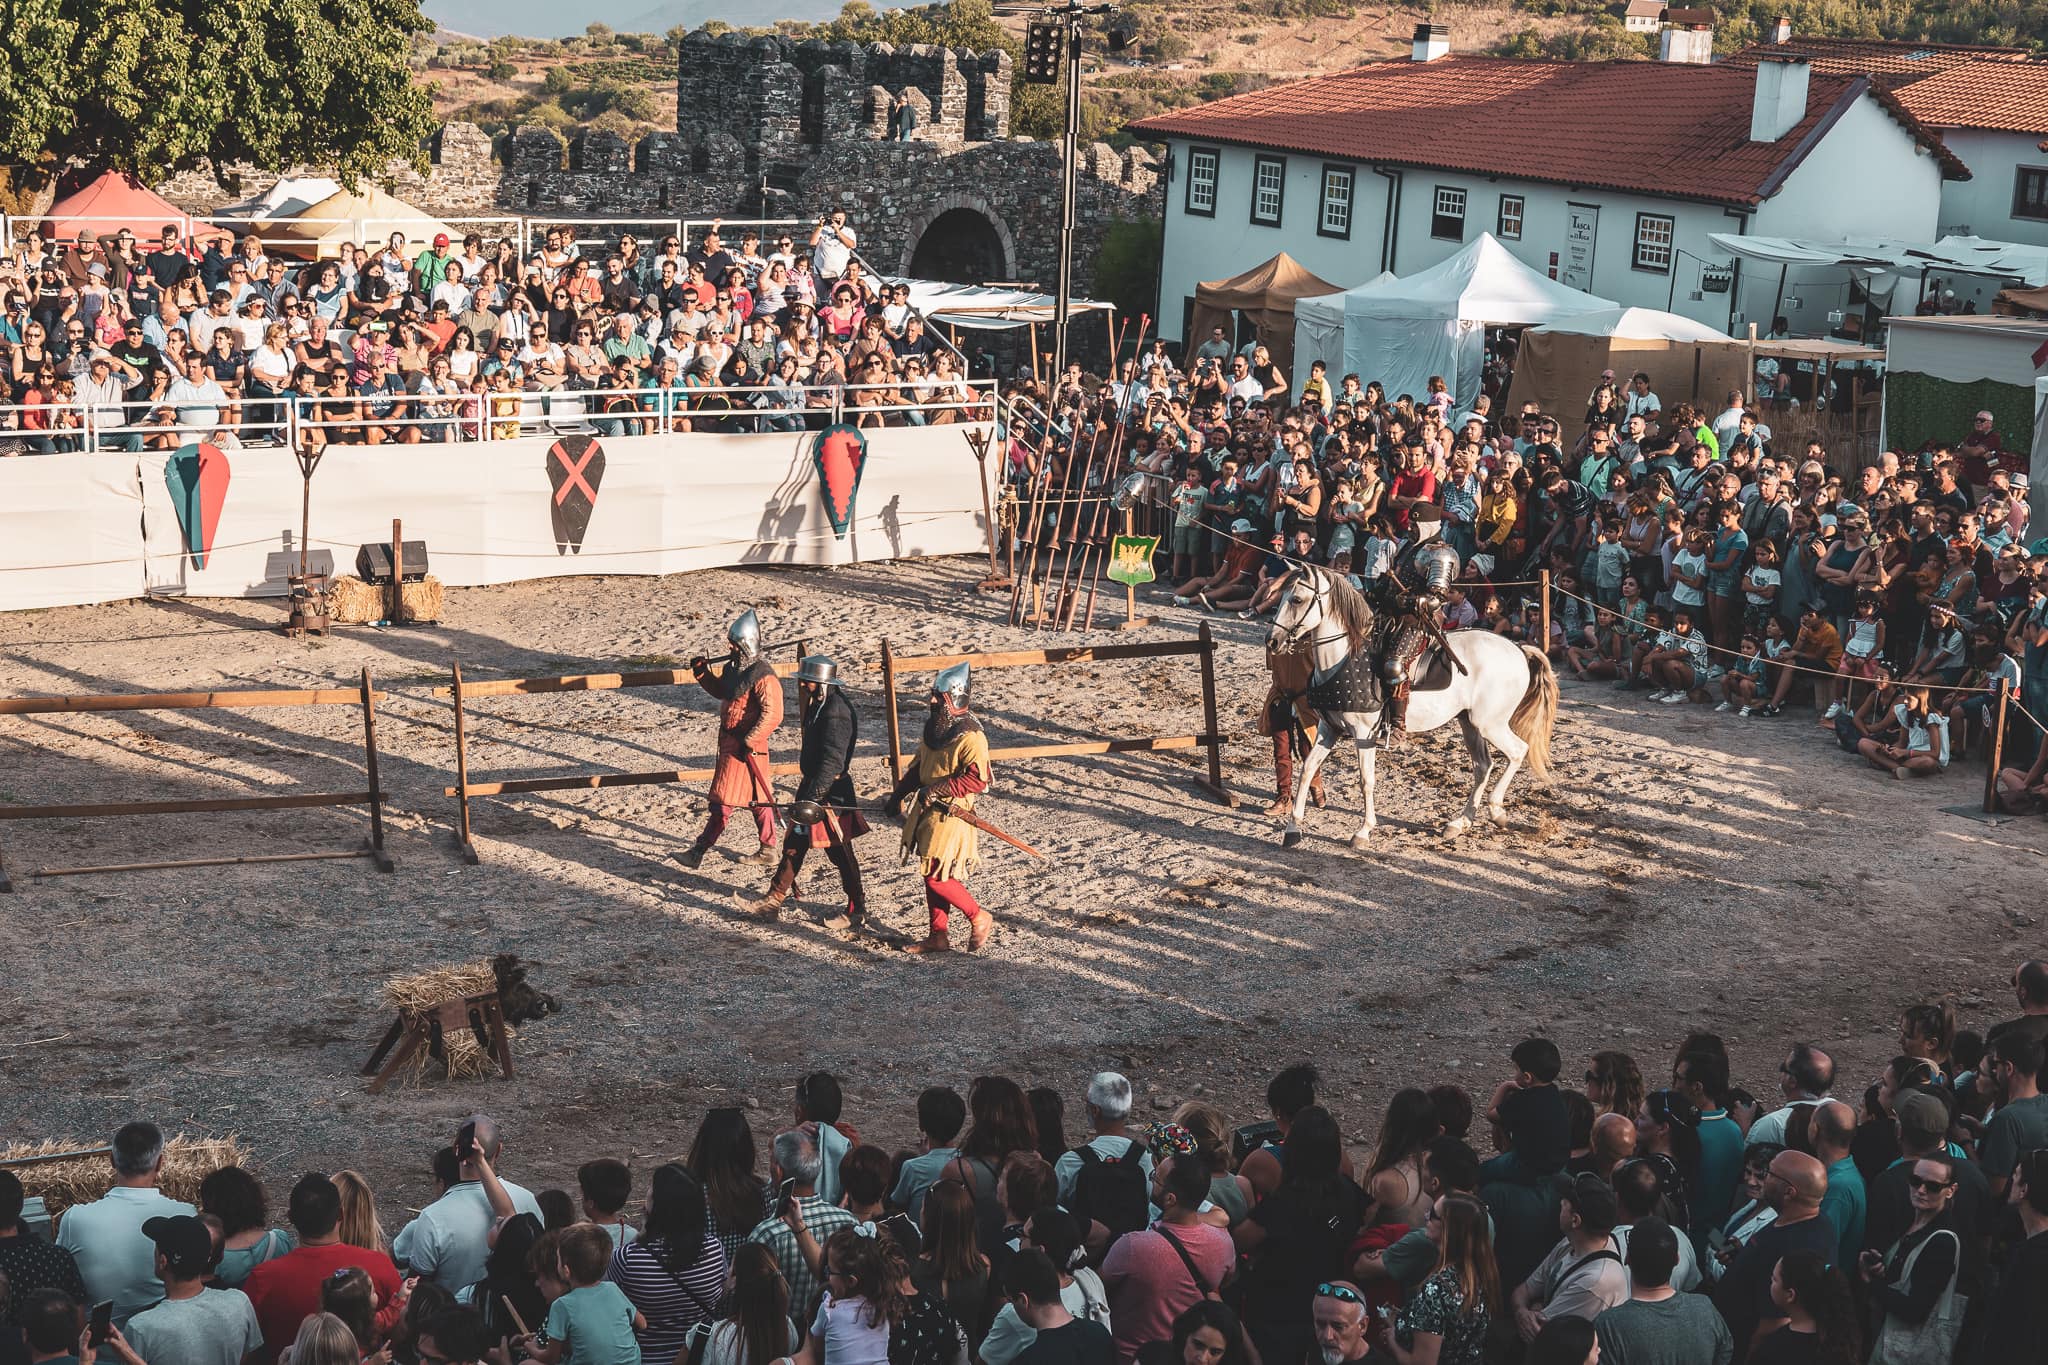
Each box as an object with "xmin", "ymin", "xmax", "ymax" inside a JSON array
[
  {"xmin": 381, "ymin": 959, "xmax": 513, "ymax": 1084},
  {"xmin": 0, "ymin": 1134, "xmax": 251, "ymax": 1220},
  {"xmin": 327, "ymin": 575, "xmax": 445, "ymax": 625}
]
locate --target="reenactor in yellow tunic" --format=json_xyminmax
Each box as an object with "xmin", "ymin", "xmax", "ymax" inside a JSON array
[{"xmin": 886, "ymin": 661, "xmax": 995, "ymax": 954}]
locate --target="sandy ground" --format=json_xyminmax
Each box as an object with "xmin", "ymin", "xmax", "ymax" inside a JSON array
[{"xmin": 3, "ymin": 555, "xmax": 2045, "ymax": 1212}]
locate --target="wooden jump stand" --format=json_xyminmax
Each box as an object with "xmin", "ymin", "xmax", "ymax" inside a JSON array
[
  {"xmin": 361, "ymin": 991, "xmax": 514, "ymax": 1093},
  {"xmin": 878, "ymin": 623, "xmax": 1237, "ymax": 807},
  {"xmin": 439, "ymin": 651, "xmax": 809, "ymax": 864},
  {"xmin": 0, "ymin": 668, "xmax": 396, "ymax": 891}
]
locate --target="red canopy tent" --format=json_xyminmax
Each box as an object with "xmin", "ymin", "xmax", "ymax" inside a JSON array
[{"xmin": 43, "ymin": 172, "xmax": 193, "ymax": 244}]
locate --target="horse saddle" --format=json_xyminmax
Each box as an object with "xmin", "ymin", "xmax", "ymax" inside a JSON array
[
  {"xmin": 1414, "ymin": 643, "xmax": 1459, "ymax": 693},
  {"xmin": 1306, "ymin": 648, "xmax": 1384, "ymax": 714}
]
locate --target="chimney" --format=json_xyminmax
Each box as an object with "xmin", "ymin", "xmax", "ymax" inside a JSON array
[
  {"xmin": 1770, "ymin": 13, "xmax": 1791, "ymax": 42},
  {"xmin": 1411, "ymin": 22, "xmax": 1450, "ymax": 62},
  {"xmin": 1657, "ymin": 8, "xmax": 1714, "ymax": 64},
  {"xmin": 1750, "ymin": 54, "xmax": 1811, "ymax": 142}
]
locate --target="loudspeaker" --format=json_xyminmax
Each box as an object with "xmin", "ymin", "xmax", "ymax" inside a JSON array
[{"xmin": 355, "ymin": 540, "xmax": 430, "ymax": 584}]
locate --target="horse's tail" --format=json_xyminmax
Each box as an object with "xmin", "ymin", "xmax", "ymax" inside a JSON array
[{"xmin": 1511, "ymin": 644, "xmax": 1559, "ymax": 781}]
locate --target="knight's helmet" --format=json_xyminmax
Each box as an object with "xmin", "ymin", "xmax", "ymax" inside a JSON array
[
  {"xmin": 796, "ymin": 654, "xmax": 840, "ymax": 688},
  {"xmin": 728, "ymin": 608, "xmax": 762, "ymax": 665},
  {"xmin": 932, "ymin": 660, "xmax": 971, "ymax": 710}
]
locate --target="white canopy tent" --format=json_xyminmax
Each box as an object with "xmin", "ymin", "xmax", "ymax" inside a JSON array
[
  {"xmin": 1708, "ymin": 231, "xmax": 2048, "ymax": 289},
  {"xmin": 1528, "ymin": 305, "xmax": 1733, "ymax": 342},
  {"xmin": 213, "ymin": 177, "xmax": 343, "ymax": 222},
  {"xmin": 1292, "ymin": 236, "xmax": 1612, "ymax": 404}
]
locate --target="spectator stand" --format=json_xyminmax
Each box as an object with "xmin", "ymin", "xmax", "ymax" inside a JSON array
[
  {"xmin": 436, "ymin": 652, "xmax": 837, "ymax": 865},
  {"xmin": 875, "ymin": 625, "xmax": 1238, "ymax": 808},
  {"xmin": 0, "ymin": 668, "xmax": 396, "ymax": 891}
]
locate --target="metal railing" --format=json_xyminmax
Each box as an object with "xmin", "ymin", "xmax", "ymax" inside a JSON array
[{"xmin": 0, "ymin": 379, "xmax": 1000, "ymax": 450}]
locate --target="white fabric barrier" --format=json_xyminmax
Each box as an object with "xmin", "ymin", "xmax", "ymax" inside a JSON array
[
  {"xmin": 0, "ymin": 454, "xmax": 152, "ymax": 612},
  {"xmin": 1, "ymin": 423, "xmax": 991, "ymax": 611}
]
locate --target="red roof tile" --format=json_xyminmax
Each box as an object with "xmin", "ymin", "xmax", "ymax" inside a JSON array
[
  {"xmin": 1890, "ymin": 60, "xmax": 2048, "ymax": 134},
  {"xmin": 1127, "ymin": 56, "xmax": 1967, "ymax": 209},
  {"xmin": 1722, "ymin": 36, "xmax": 2032, "ymax": 87}
]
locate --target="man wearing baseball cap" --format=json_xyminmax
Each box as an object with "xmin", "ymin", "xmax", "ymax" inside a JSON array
[
  {"xmin": 411, "ymin": 232, "xmax": 454, "ymax": 299},
  {"xmin": 124, "ymin": 1214, "xmax": 261, "ymax": 1365}
]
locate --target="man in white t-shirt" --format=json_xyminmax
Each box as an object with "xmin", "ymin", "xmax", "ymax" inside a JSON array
[
  {"xmin": 1054, "ymin": 1073, "xmax": 1155, "ymax": 1211},
  {"xmin": 1746, "ymin": 1044, "xmax": 1834, "ymax": 1147},
  {"xmin": 809, "ymin": 209, "xmax": 856, "ymax": 283},
  {"xmin": 392, "ymin": 1116, "xmax": 543, "ymax": 1293},
  {"xmin": 1710, "ymin": 388, "xmax": 1746, "ymax": 453},
  {"xmin": 1624, "ymin": 372, "xmax": 1662, "ymax": 429}
]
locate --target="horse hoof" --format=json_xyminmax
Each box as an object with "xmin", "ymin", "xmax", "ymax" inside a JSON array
[
  {"xmin": 1281, "ymin": 828, "xmax": 1303, "ymax": 849},
  {"xmin": 1349, "ymin": 832, "xmax": 1372, "ymax": 850},
  {"xmin": 1445, "ymin": 817, "xmax": 1472, "ymax": 838},
  {"xmin": 1488, "ymin": 806, "xmax": 1508, "ymax": 823}
]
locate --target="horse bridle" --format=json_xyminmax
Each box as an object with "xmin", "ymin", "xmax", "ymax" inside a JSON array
[{"xmin": 1270, "ymin": 566, "xmax": 1351, "ymax": 656}]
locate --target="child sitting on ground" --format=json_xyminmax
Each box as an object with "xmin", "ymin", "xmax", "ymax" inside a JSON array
[
  {"xmin": 1622, "ymin": 607, "xmax": 1670, "ymax": 690},
  {"xmin": 517, "ymin": 1226, "xmax": 644, "ymax": 1365},
  {"xmin": 1717, "ymin": 635, "xmax": 1767, "ymax": 715},
  {"xmin": 1644, "ymin": 608, "xmax": 1710, "ymax": 703}
]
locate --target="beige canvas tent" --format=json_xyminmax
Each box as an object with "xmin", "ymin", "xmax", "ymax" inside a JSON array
[
  {"xmin": 1188, "ymin": 253, "xmax": 1341, "ymax": 376},
  {"xmin": 267, "ymin": 186, "xmax": 458, "ymax": 258}
]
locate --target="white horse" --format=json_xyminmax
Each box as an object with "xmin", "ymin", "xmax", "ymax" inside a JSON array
[{"xmin": 1267, "ymin": 565, "xmax": 1558, "ymax": 848}]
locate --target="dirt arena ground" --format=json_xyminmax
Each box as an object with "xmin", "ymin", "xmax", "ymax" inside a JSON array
[{"xmin": 4, "ymin": 556, "xmax": 2044, "ymax": 1209}]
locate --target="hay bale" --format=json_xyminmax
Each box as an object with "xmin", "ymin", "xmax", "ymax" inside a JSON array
[
  {"xmin": 1, "ymin": 1135, "xmax": 251, "ymax": 1221},
  {"xmin": 380, "ymin": 960, "xmax": 514, "ymax": 1086},
  {"xmin": 327, "ymin": 575, "xmax": 445, "ymax": 625}
]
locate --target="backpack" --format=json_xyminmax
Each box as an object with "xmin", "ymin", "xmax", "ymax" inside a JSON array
[{"xmin": 1069, "ymin": 1140, "xmax": 1151, "ymax": 1250}]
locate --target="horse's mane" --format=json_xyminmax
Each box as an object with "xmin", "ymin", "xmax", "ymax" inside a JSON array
[{"xmin": 1316, "ymin": 566, "xmax": 1376, "ymax": 652}]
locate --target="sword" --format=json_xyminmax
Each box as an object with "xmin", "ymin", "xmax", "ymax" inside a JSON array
[
  {"xmin": 1420, "ymin": 612, "xmax": 1471, "ymax": 676},
  {"xmin": 927, "ymin": 802, "xmax": 1046, "ymax": 860}
]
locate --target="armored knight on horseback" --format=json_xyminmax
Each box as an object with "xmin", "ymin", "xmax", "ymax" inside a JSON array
[{"xmin": 1372, "ymin": 503, "xmax": 1462, "ymax": 739}]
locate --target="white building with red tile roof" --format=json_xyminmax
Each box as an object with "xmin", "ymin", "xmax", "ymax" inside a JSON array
[{"xmin": 1129, "ymin": 30, "xmax": 1969, "ymax": 348}]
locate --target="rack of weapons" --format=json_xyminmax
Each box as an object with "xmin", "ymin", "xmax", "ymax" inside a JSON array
[{"xmin": 1001, "ymin": 313, "xmax": 1157, "ymax": 633}]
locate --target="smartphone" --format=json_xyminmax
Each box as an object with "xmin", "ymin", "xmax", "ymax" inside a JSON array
[
  {"xmin": 89, "ymin": 1301, "xmax": 113, "ymax": 1347},
  {"xmin": 776, "ymin": 1177, "xmax": 797, "ymax": 1216},
  {"xmin": 455, "ymin": 1120, "xmax": 478, "ymax": 1159}
]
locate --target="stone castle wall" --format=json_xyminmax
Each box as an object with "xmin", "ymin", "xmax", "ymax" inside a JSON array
[{"xmin": 156, "ymin": 30, "xmax": 1159, "ymax": 295}]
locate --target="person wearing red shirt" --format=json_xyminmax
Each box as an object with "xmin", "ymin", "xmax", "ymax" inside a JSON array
[
  {"xmin": 1386, "ymin": 444, "xmax": 1438, "ymax": 535},
  {"xmin": 242, "ymin": 1174, "xmax": 401, "ymax": 1364}
]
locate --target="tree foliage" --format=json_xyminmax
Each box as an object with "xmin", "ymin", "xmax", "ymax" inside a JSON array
[{"xmin": 0, "ymin": 0, "xmax": 438, "ymax": 186}]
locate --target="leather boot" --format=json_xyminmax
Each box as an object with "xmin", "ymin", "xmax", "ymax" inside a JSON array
[
  {"xmin": 673, "ymin": 841, "xmax": 710, "ymax": 869},
  {"xmin": 1384, "ymin": 683, "xmax": 1411, "ymax": 742},
  {"xmin": 967, "ymin": 911, "xmax": 997, "ymax": 952},
  {"xmin": 901, "ymin": 931, "xmax": 952, "ymax": 954},
  {"xmin": 746, "ymin": 847, "xmax": 800, "ymax": 918},
  {"xmin": 1264, "ymin": 729, "xmax": 1296, "ymax": 817}
]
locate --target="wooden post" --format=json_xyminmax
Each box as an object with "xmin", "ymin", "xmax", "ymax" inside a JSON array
[
  {"xmin": 1193, "ymin": 621, "xmax": 1236, "ymax": 806},
  {"xmin": 360, "ymin": 667, "xmax": 396, "ymax": 872},
  {"xmin": 1984, "ymin": 679, "xmax": 2011, "ymax": 814},
  {"xmin": 389, "ymin": 518, "xmax": 404, "ymax": 624},
  {"xmin": 882, "ymin": 638, "xmax": 903, "ymax": 784},
  {"xmin": 1539, "ymin": 569, "xmax": 1552, "ymax": 656},
  {"xmin": 452, "ymin": 662, "xmax": 477, "ymax": 863}
]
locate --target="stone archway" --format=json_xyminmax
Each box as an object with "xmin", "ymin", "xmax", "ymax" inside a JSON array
[{"xmin": 899, "ymin": 195, "xmax": 1017, "ymax": 285}]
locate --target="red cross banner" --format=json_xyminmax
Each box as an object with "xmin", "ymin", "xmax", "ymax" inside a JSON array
[{"xmin": 546, "ymin": 435, "xmax": 606, "ymax": 555}]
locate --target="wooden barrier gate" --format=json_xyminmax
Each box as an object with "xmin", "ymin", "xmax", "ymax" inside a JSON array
[
  {"xmin": 0, "ymin": 668, "xmax": 396, "ymax": 891},
  {"xmin": 878, "ymin": 622, "xmax": 1238, "ymax": 807},
  {"xmin": 437, "ymin": 657, "xmax": 811, "ymax": 864}
]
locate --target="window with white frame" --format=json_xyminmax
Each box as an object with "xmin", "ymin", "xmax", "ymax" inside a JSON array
[
  {"xmin": 1185, "ymin": 147, "xmax": 1219, "ymax": 217},
  {"xmin": 1497, "ymin": 194, "xmax": 1524, "ymax": 240},
  {"xmin": 1252, "ymin": 155, "xmax": 1285, "ymax": 226},
  {"xmin": 1633, "ymin": 213, "xmax": 1675, "ymax": 272},
  {"xmin": 1319, "ymin": 165, "xmax": 1354, "ymax": 239},
  {"xmin": 1431, "ymin": 186, "xmax": 1466, "ymax": 241}
]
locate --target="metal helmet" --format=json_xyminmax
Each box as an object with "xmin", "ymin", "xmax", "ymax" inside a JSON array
[
  {"xmin": 1113, "ymin": 471, "xmax": 1148, "ymax": 511},
  {"xmin": 727, "ymin": 608, "xmax": 761, "ymax": 663},
  {"xmin": 932, "ymin": 660, "xmax": 971, "ymax": 709},
  {"xmin": 796, "ymin": 654, "xmax": 840, "ymax": 688}
]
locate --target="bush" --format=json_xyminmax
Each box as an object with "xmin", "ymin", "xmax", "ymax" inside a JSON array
[{"xmin": 487, "ymin": 60, "xmax": 517, "ymax": 79}]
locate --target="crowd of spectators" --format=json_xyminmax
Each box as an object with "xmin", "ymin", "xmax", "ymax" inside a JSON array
[
  {"xmin": 999, "ymin": 340, "xmax": 2048, "ymax": 797},
  {"xmin": 0, "ymin": 213, "xmax": 989, "ymax": 452},
  {"xmin": 9, "ymin": 960, "xmax": 2048, "ymax": 1365}
]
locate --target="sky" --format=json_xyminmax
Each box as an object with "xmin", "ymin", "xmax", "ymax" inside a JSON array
[{"xmin": 424, "ymin": 0, "xmax": 846, "ymax": 37}]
